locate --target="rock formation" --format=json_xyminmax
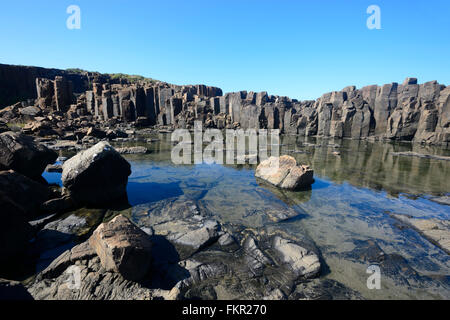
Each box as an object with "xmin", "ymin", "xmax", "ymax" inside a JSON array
[{"xmin": 1, "ymin": 63, "xmax": 448, "ymax": 146}]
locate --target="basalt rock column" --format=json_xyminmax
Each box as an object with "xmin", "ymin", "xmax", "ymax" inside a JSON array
[
  {"xmin": 144, "ymin": 87, "xmax": 156, "ymax": 125},
  {"xmin": 85, "ymin": 91, "xmax": 95, "ymax": 114},
  {"xmin": 119, "ymin": 88, "xmax": 136, "ymax": 122},
  {"xmin": 374, "ymin": 83, "xmax": 398, "ymax": 136},
  {"xmin": 36, "ymin": 78, "xmax": 54, "ymax": 109},
  {"xmin": 101, "ymin": 90, "xmax": 114, "ymax": 120},
  {"xmin": 54, "ymin": 76, "xmax": 73, "ymax": 112},
  {"xmin": 166, "ymin": 97, "xmax": 182, "ymax": 125}
]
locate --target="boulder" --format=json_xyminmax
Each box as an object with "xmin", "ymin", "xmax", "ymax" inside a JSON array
[
  {"xmin": 255, "ymin": 155, "xmax": 314, "ymax": 189},
  {"xmin": 88, "ymin": 215, "xmax": 153, "ymax": 281},
  {"xmin": 61, "ymin": 141, "xmax": 131, "ymax": 206},
  {"xmin": 0, "ymin": 131, "xmax": 57, "ymax": 180},
  {"xmin": 0, "ymin": 170, "xmax": 51, "ymax": 219}
]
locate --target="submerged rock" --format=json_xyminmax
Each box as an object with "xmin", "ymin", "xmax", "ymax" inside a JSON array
[
  {"xmin": 391, "ymin": 214, "xmax": 450, "ymax": 254},
  {"xmin": 89, "ymin": 215, "xmax": 153, "ymax": 281},
  {"xmin": 255, "ymin": 155, "xmax": 314, "ymax": 190},
  {"xmin": 61, "ymin": 141, "xmax": 131, "ymax": 207},
  {"xmin": 132, "ymin": 197, "xmax": 324, "ymax": 299},
  {"xmin": 133, "ymin": 198, "xmax": 221, "ymax": 259},
  {"xmin": 115, "ymin": 146, "xmax": 148, "ymax": 154},
  {"xmin": 0, "ymin": 131, "xmax": 57, "ymax": 180},
  {"xmin": 272, "ymin": 236, "xmax": 320, "ymax": 279}
]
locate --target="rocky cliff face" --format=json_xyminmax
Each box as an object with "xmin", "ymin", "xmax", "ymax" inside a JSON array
[
  {"xmin": 0, "ymin": 64, "xmax": 119, "ymax": 109},
  {"xmin": 0, "ymin": 64, "xmax": 448, "ymax": 146}
]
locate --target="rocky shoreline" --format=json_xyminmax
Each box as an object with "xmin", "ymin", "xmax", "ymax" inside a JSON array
[{"xmin": 0, "ymin": 132, "xmax": 362, "ymax": 300}]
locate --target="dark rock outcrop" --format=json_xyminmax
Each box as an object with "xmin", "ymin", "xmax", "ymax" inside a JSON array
[
  {"xmin": 0, "ymin": 170, "xmax": 51, "ymax": 219},
  {"xmin": 0, "ymin": 131, "xmax": 57, "ymax": 180}
]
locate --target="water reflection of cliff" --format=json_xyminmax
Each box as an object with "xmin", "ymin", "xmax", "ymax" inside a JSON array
[
  {"xmin": 115, "ymin": 132, "xmax": 449, "ymax": 198},
  {"xmin": 279, "ymin": 136, "xmax": 450, "ymax": 197}
]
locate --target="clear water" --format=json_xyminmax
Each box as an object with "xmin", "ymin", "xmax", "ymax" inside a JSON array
[{"xmin": 43, "ymin": 133, "xmax": 450, "ymax": 299}]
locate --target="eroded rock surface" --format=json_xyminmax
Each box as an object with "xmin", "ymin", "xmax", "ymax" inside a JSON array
[{"xmin": 89, "ymin": 215, "xmax": 153, "ymax": 281}]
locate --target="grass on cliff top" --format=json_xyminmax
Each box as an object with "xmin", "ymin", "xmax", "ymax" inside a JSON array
[
  {"xmin": 65, "ymin": 68, "xmax": 157, "ymax": 84},
  {"xmin": 108, "ymin": 73, "xmax": 157, "ymax": 84}
]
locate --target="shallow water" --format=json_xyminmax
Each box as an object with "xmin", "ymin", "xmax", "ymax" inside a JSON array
[{"xmin": 43, "ymin": 133, "xmax": 450, "ymax": 299}]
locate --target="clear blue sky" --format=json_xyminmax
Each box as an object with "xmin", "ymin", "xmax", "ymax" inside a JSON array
[{"xmin": 0, "ymin": 0, "xmax": 449, "ymax": 100}]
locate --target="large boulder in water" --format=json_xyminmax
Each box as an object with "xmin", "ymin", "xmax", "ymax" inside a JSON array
[
  {"xmin": 88, "ymin": 215, "xmax": 153, "ymax": 281},
  {"xmin": 0, "ymin": 131, "xmax": 57, "ymax": 180},
  {"xmin": 255, "ymin": 155, "xmax": 314, "ymax": 190},
  {"xmin": 61, "ymin": 141, "xmax": 131, "ymax": 207}
]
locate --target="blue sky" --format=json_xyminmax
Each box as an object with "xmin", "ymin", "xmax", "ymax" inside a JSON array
[{"xmin": 0, "ymin": 0, "xmax": 449, "ymax": 100}]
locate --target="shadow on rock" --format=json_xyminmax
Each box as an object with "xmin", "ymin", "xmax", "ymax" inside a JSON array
[{"xmin": 146, "ymin": 235, "xmax": 190, "ymax": 290}]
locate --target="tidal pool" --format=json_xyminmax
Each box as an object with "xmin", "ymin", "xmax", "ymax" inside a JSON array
[{"xmin": 44, "ymin": 133, "xmax": 450, "ymax": 299}]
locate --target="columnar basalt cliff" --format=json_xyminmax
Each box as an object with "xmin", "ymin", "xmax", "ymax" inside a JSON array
[{"xmin": 0, "ymin": 64, "xmax": 448, "ymax": 146}]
